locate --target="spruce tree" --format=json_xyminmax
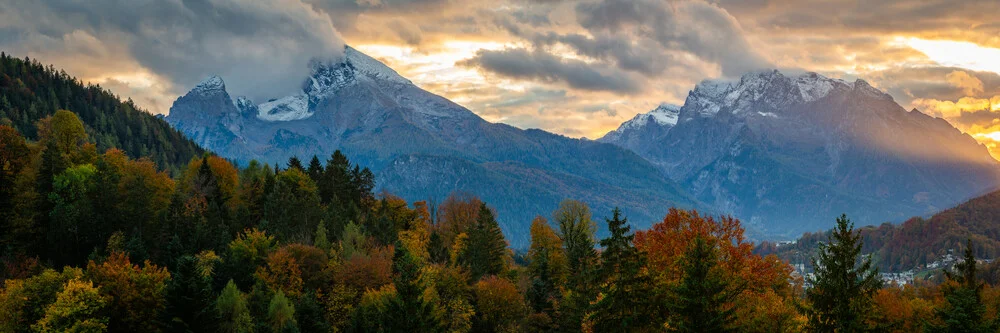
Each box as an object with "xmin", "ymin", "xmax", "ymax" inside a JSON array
[
  {"xmin": 927, "ymin": 239, "xmax": 995, "ymax": 333},
  {"xmin": 462, "ymin": 203, "xmax": 508, "ymax": 281},
  {"xmin": 591, "ymin": 208, "xmax": 659, "ymax": 331},
  {"xmin": 389, "ymin": 240, "xmax": 441, "ymax": 331},
  {"xmin": 669, "ymin": 235, "xmax": 738, "ymax": 333},
  {"xmin": 306, "ymin": 155, "xmax": 323, "ymax": 184},
  {"xmin": 286, "ymin": 157, "xmax": 304, "ymax": 172},
  {"xmin": 164, "ymin": 256, "xmax": 218, "ymax": 333},
  {"xmin": 806, "ymin": 214, "xmax": 882, "ymax": 332}
]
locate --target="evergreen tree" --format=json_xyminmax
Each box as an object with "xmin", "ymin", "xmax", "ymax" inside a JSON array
[
  {"xmin": 462, "ymin": 203, "xmax": 508, "ymax": 281},
  {"xmin": 927, "ymin": 239, "xmax": 995, "ymax": 333},
  {"xmin": 669, "ymin": 236, "xmax": 739, "ymax": 333},
  {"xmin": 389, "ymin": 240, "xmax": 441, "ymax": 331},
  {"xmin": 591, "ymin": 208, "xmax": 659, "ymax": 331},
  {"xmin": 806, "ymin": 214, "xmax": 883, "ymax": 332},
  {"xmin": 306, "ymin": 155, "xmax": 323, "ymax": 183},
  {"xmin": 164, "ymin": 256, "xmax": 218, "ymax": 333},
  {"xmin": 286, "ymin": 157, "xmax": 304, "ymax": 172}
]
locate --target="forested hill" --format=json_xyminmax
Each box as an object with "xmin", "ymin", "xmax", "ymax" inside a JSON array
[
  {"xmin": 0, "ymin": 52, "xmax": 203, "ymax": 173},
  {"xmin": 757, "ymin": 189, "xmax": 1000, "ymax": 272}
]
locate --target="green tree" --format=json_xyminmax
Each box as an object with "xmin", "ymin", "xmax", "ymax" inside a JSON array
[
  {"xmin": 217, "ymin": 280, "xmax": 254, "ymax": 333},
  {"xmin": 268, "ymin": 291, "xmax": 298, "ymax": 333},
  {"xmin": 164, "ymin": 256, "xmax": 217, "ymax": 333},
  {"xmin": 591, "ymin": 208, "xmax": 659, "ymax": 332},
  {"xmin": 927, "ymin": 239, "xmax": 995, "ymax": 333},
  {"xmin": 806, "ymin": 214, "xmax": 883, "ymax": 332},
  {"xmin": 314, "ymin": 220, "xmax": 331, "ymax": 251},
  {"xmin": 669, "ymin": 236, "xmax": 739, "ymax": 333},
  {"xmin": 462, "ymin": 203, "xmax": 508, "ymax": 281},
  {"xmin": 388, "ymin": 241, "xmax": 440, "ymax": 331},
  {"xmin": 553, "ymin": 199, "xmax": 597, "ymax": 331}
]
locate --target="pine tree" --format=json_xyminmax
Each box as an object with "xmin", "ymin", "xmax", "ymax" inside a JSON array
[
  {"xmin": 927, "ymin": 239, "xmax": 995, "ymax": 333},
  {"xmin": 806, "ymin": 214, "xmax": 883, "ymax": 332},
  {"xmin": 669, "ymin": 235, "xmax": 739, "ymax": 332},
  {"xmin": 591, "ymin": 208, "xmax": 659, "ymax": 331},
  {"xmin": 462, "ymin": 203, "xmax": 508, "ymax": 281},
  {"xmin": 268, "ymin": 291, "xmax": 299, "ymax": 333}
]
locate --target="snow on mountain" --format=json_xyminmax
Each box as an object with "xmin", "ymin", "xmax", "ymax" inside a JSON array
[
  {"xmin": 258, "ymin": 93, "xmax": 311, "ymax": 121},
  {"xmin": 616, "ymin": 104, "xmax": 680, "ymax": 131},
  {"xmin": 191, "ymin": 75, "xmax": 225, "ymax": 94},
  {"xmin": 165, "ymin": 45, "xmax": 697, "ymax": 247},
  {"xmin": 602, "ymin": 68, "xmax": 1000, "ymax": 239},
  {"xmin": 343, "ymin": 46, "xmax": 411, "ymax": 85}
]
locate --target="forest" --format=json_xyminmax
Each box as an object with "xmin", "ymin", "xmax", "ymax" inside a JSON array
[
  {"xmin": 2, "ymin": 110, "xmax": 1000, "ymax": 333},
  {"xmin": 1, "ymin": 54, "xmax": 1000, "ymax": 333}
]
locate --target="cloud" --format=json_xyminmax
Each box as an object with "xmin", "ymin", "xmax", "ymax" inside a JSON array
[
  {"xmin": 947, "ymin": 71, "xmax": 986, "ymax": 96},
  {"xmin": 1, "ymin": 0, "xmax": 346, "ymax": 110},
  {"xmin": 459, "ymin": 47, "xmax": 642, "ymax": 93}
]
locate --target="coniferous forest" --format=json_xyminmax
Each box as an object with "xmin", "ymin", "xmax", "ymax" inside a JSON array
[{"xmin": 3, "ymin": 57, "xmax": 1000, "ymax": 333}]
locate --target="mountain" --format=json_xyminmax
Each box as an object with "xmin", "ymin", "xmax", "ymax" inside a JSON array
[
  {"xmin": 757, "ymin": 189, "xmax": 1000, "ymax": 273},
  {"xmin": 0, "ymin": 53, "xmax": 204, "ymax": 173},
  {"xmin": 165, "ymin": 46, "xmax": 697, "ymax": 246},
  {"xmin": 600, "ymin": 70, "xmax": 1000, "ymax": 238}
]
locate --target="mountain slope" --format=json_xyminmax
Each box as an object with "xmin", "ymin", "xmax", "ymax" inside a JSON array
[
  {"xmin": 0, "ymin": 53, "xmax": 204, "ymax": 173},
  {"xmin": 600, "ymin": 70, "xmax": 1000, "ymax": 237},
  {"xmin": 166, "ymin": 46, "xmax": 697, "ymax": 246},
  {"xmin": 757, "ymin": 189, "xmax": 1000, "ymax": 273}
]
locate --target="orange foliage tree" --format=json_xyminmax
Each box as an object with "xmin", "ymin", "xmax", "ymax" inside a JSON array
[{"xmin": 635, "ymin": 208, "xmax": 800, "ymax": 331}]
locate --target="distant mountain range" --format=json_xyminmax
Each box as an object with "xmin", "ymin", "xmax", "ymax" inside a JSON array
[
  {"xmin": 600, "ymin": 70, "xmax": 1000, "ymax": 237},
  {"xmin": 165, "ymin": 46, "xmax": 1000, "ymax": 245},
  {"xmin": 165, "ymin": 46, "xmax": 697, "ymax": 246}
]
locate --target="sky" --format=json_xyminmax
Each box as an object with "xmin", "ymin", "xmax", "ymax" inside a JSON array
[{"xmin": 2, "ymin": 0, "xmax": 1000, "ymax": 155}]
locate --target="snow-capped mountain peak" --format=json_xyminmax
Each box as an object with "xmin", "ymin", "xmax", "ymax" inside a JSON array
[
  {"xmin": 190, "ymin": 75, "xmax": 226, "ymax": 95},
  {"xmin": 616, "ymin": 104, "xmax": 681, "ymax": 132}
]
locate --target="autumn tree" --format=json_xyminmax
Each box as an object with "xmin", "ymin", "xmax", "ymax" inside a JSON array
[
  {"xmin": 526, "ymin": 216, "xmax": 567, "ymax": 322},
  {"xmin": 806, "ymin": 214, "xmax": 883, "ymax": 332},
  {"xmin": 591, "ymin": 208, "xmax": 659, "ymax": 332},
  {"xmin": 85, "ymin": 252, "xmax": 170, "ymax": 333},
  {"xmin": 32, "ymin": 279, "xmax": 109, "ymax": 333},
  {"xmin": 473, "ymin": 275, "xmax": 527, "ymax": 333}
]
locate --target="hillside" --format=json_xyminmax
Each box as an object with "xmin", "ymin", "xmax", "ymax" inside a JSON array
[
  {"xmin": 757, "ymin": 189, "xmax": 1000, "ymax": 272},
  {"xmin": 0, "ymin": 53, "xmax": 203, "ymax": 173}
]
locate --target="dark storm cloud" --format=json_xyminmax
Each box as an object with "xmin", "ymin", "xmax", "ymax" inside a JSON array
[
  {"xmin": 531, "ymin": 32, "xmax": 668, "ymax": 75},
  {"xmin": 1, "ymin": 0, "xmax": 345, "ymax": 102},
  {"xmin": 459, "ymin": 48, "xmax": 642, "ymax": 94}
]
